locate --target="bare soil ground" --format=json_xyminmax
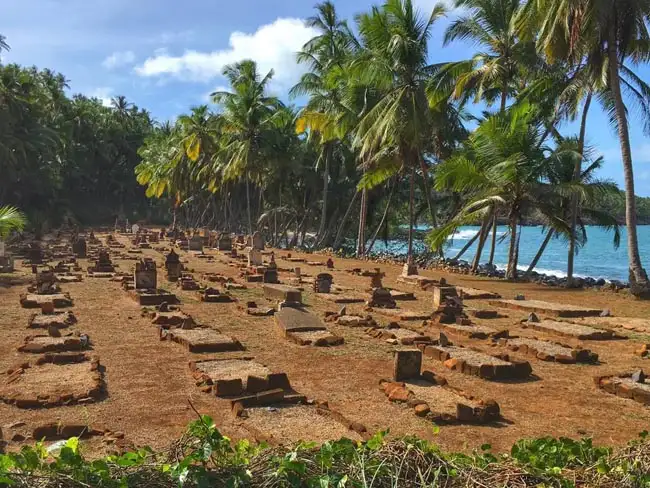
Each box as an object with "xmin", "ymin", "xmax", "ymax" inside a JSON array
[{"xmin": 2, "ymin": 233, "xmax": 650, "ymax": 455}]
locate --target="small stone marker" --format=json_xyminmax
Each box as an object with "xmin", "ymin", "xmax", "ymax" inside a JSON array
[
  {"xmin": 393, "ymin": 350, "xmax": 422, "ymax": 381},
  {"xmin": 515, "ymin": 294, "xmax": 525, "ymax": 301},
  {"xmin": 600, "ymin": 309, "xmax": 611, "ymax": 317},
  {"xmin": 131, "ymin": 224, "xmax": 140, "ymax": 234},
  {"xmin": 527, "ymin": 312, "xmax": 539, "ymax": 323},
  {"xmin": 439, "ymin": 332, "xmax": 449, "ymax": 347},
  {"xmin": 402, "ymin": 262, "xmax": 418, "ymax": 277},
  {"xmin": 217, "ymin": 234, "xmax": 232, "ymax": 251},
  {"xmin": 326, "ymin": 258, "xmax": 334, "ymax": 269},
  {"xmin": 135, "ymin": 259, "xmax": 157, "ymax": 289},
  {"xmin": 433, "ymin": 286, "xmax": 458, "ymax": 308}
]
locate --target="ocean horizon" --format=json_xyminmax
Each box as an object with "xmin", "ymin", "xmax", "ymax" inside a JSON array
[{"xmin": 369, "ymin": 225, "xmax": 650, "ymax": 282}]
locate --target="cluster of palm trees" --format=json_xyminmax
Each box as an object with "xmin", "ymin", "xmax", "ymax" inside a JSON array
[{"xmin": 135, "ymin": 0, "xmax": 650, "ymax": 297}]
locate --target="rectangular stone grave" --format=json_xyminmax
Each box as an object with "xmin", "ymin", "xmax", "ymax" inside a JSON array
[
  {"xmin": 241, "ymin": 405, "xmax": 364, "ymax": 444},
  {"xmin": 456, "ymin": 287, "xmax": 501, "ymax": 300},
  {"xmin": 489, "ymin": 299, "xmax": 602, "ymax": 318},
  {"xmin": 393, "ymin": 350, "xmax": 422, "ymax": 381},
  {"xmin": 527, "ymin": 319, "xmax": 614, "ymax": 340},
  {"xmin": 165, "ymin": 327, "xmax": 243, "ymax": 353},
  {"xmin": 189, "ymin": 357, "xmax": 291, "ymax": 398},
  {"xmin": 597, "ymin": 374, "xmax": 650, "ymax": 406},
  {"xmin": 317, "ymin": 293, "xmax": 365, "ymax": 304},
  {"xmin": 20, "ymin": 293, "xmax": 73, "ymax": 309},
  {"xmin": 373, "ymin": 308, "xmax": 432, "ymax": 321},
  {"xmin": 367, "ymin": 327, "xmax": 432, "ymax": 346},
  {"xmin": 130, "ymin": 289, "xmax": 179, "ymax": 306},
  {"xmin": 466, "ymin": 307, "xmax": 499, "ymax": 319},
  {"xmin": 18, "ymin": 334, "xmax": 89, "ymax": 354},
  {"xmin": 0, "ymin": 354, "xmax": 104, "ymax": 408},
  {"xmin": 431, "ymin": 322, "xmax": 502, "ymax": 340},
  {"xmin": 382, "ymin": 378, "xmax": 500, "ymax": 424},
  {"xmin": 499, "ymin": 337, "xmax": 598, "ymax": 363},
  {"xmin": 568, "ymin": 316, "xmax": 650, "ymax": 334},
  {"xmin": 396, "ymin": 275, "xmax": 438, "ymax": 290},
  {"xmin": 28, "ymin": 311, "xmax": 76, "ymax": 329},
  {"xmin": 336, "ymin": 315, "xmax": 376, "ymax": 327},
  {"xmin": 390, "ymin": 290, "xmax": 416, "ymax": 301},
  {"xmin": 263, "ymin": 284, "xmax": 302, "ymax": 304},
  {"xmin": 423, "ymin": 345, "xmax": 532, "ymax": 380},
  {"xmin": 275, "ymin": 307, "xmax": 343, "ymax": 347}
]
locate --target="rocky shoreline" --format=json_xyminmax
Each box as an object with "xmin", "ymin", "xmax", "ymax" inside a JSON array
[{"xmin": 324, "ymin": 248, "xmax": 631, "ymax": 293}]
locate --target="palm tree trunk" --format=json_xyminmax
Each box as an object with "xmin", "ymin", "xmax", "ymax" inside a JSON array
[
  {"xmin": 316, "ymin": 144, "xmax": 330, "ymax": 242},
  {"xmin": 418, "ymin": 156, "xmax": 438, "ymax": 229},
  {"xmin": 567, "ymin": 92, "xmax": 592, "ymax": 286},
  {"xmin": 333, "ymin": 190, "xmax": 359, "ymax": 250},
  {"xmin": 607, "ymin": 25, "xmax": 650, "ymax": 295},
  {"xmin": 487, "ymin": 212, "xmax": 497, "ymax": 266},
  {"xmin": 356, "ymin": 187, "xmax": 368, "ymax": 256},
  {"xmin": 471, "ymin": 212, "xmax": 492, "ymax": 272},
  {"xmin": 506, "ymin": 212, "xmax": 518, "ymax": 280},
  {"xmin": 407, "ymin": 166, "xmax": 415, "ymax": 264},
  {"xmin": 525, "ymin": 228, "xmax": 554, "ymax": 277},
  {"xmin": 453, "ymin": 230, "xmax": 480, "ymax": 261},
  {"xmin": 245, "ymin": 176, "xmax": 252, "ymax": 235},
  {"xmin": 366, "ymin": 181, "xmax": 396, "ymax": 254}
]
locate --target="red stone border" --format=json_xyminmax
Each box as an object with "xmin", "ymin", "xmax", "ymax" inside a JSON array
[{"xmin": 595, "ymin": 374, "xmax": 650, "ymax": 405}]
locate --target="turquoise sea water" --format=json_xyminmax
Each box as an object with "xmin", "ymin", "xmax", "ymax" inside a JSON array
[{"xmin": 370, "ymin": 225, "xmax": 650, "ymax": 282}]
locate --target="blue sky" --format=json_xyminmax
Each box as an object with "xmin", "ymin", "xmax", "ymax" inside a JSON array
[{"xmin": 3, "ymin": 0, "xmax": 650, "ymax": 195}]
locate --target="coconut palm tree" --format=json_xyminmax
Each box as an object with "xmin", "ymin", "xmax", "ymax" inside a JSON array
[
  {"xmin": 523, "ymin": 0, "xmax": 650, "ymax": 297},
  {"xmin": 211, "ymin": 60, "xmax": 283, "ymax": 234},
  {"xmin": 292, "ymin": 1, "xmax": 357, "ymax": 247},
  {"xmin": 352, "ymin": 0, "xmax": 447, "ymax": 272},
  {"xmin": 429, "ymin": 102, "xmax": 570, "ymax": 279}
]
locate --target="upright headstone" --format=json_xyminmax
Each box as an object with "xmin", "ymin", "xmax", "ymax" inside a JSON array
[
  {"xmin": 135, "ymin": 258, "xmax": 157, "ymax": 289},
  {"xmin": 72, "ymin": 237, "xmax": 87, "ymax": 258},
  {"xmin": 131, "ymin": 224, "xmax": 140, "ymax": 234},
  {"xmin": 217, "ymin": 234, "xmax": 232, "ymax": 251},
  {"xmin": 188, "ymin": 235, "xmax": 203, "ymax": 251},
  {"xmin": 28, "ymin": 242, "xmax": 44, "ymax": 265},
  {"xmin": 247, "ymin": 248, "xmax": 263, "ymax": 267},
  {"xmin": 393, "ymin": 350, "xmax": 422, "ymax": 381},
  {"xmin": 251, "ymin": 231, "xmax": 264, "ymax": 250},
  {"xmin": 165, "ymin": 249, "xmax": 182, "ymax": 281},
  {"xmin": 313, "ymin": 273, "xmax": 333, "ymax": 293}
]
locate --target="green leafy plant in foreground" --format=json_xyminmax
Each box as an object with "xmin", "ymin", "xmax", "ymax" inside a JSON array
[{"xmin": 2, "ymin": 419, "xmax": 650, "ymax": 487}]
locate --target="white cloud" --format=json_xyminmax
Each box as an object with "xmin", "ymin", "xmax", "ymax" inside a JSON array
[
  {"xmin": 135, "ymin": 18, "xmax": 318, "ymax": 88},
  {"xmin": 89, "ymin": 87, "xmax": 114, "ymax": 107},
  {"xmin": 102, "ymin": 50, "xmax": 135, "ymax": 69},
  {"xmin": 600, "ymin": 144, "xmax": 650, "ymax": 164}
]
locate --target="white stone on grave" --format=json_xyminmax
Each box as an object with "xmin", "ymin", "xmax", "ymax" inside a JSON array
[
  {"xmin": 132, "ymin": 224, "xmax": 140, "ymax": 234},
  {"xmin": 247, "ymin": 248, "xmax": 263, "ymax": 267}
]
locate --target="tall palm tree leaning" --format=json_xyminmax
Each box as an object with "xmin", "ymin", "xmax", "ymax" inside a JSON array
[
  {"xmin": 525, "ymin": 0, "xmax": 650, "ymax": 298},
  {"xmin": 434, "ymin": 0, "xmax": 537, "ymax": 268},
  {"xmin": 211, "ymin": 60, "xmax": 283, "ymax": 234},
  {"xmin": 353, "ymin": 0, "xmax": 447, "ymax": 275}
]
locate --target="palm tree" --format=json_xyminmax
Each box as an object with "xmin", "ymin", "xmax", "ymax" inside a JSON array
[
  {"xmin": 292, "ymin": 1, "xmax": 357, "ymax": 247},
  {"xmin": 429, "ymin": 103, "xmax": 569, "ymax": 279},
  {"xmin": 0, "ymin": 205, "xmax": 26, "ymax": 240},
  {"xmin": 525, "ymin": 0, "xmax": 650, "ymax": 297},
  {"xmin": 352, "ymin": 0, "xmax": 447, "ymax": 273},
  {"xmin": 434, "ymin": 0, "xmax": 539, "ymax": 268},
  {"xmin": 524, "ymin": 139, "xmax": 621, "ymax": 277},
  {"xmin": 211, "ymin": 60, "xmax": 283, "ymax": 234}
]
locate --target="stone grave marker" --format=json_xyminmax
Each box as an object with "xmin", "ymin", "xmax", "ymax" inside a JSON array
[
  {"xmin": 313, "ymin": 273, "xmax": 333, "ymax": 293},
  {"xmin": 135, "ymin": 259, "xmax": 157, "ymax": 290},
  {"xmin": 247, "ymin": 248, "xmax": 263, "ymax": 267},
  {"xmin": 252, "ymin": 231, "xmax": 264, "ymax": 250},
  {"xmin": 188, "ymin": 235, "xmax": 203, "ymax": 251},
  {"xmin": 218, "ymin": 234, "xmax": 232, "ymax": 251},
  {"xmin": 393, "ymin": 350, "xmax": 422, "ymax": 381},
  {"xmin": 72, "ymin": 237, "xmax": 87, "ymax": 258},
  {"xmin": 165, "ymin": 249, "xmax": 182, "ymax": 281}
]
